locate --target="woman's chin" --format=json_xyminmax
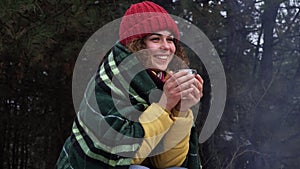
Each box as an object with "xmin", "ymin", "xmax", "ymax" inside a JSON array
[
  {"xmin": 151, "ymin": 62, "xmax": 168, "ymax": 70},
  {"xmin": 152, "ymin": 66, "xmax": 167, "ymax": 71}
]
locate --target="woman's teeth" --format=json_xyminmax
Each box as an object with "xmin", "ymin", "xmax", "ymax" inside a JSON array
[{"xmin": 155, "ymin": 55, "xmax": 168, "ymax": 59}]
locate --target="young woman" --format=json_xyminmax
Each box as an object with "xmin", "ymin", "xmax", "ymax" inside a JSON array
[{"xmin": 56, "ymin": 1, "xmax": 203, "ymax": 169}]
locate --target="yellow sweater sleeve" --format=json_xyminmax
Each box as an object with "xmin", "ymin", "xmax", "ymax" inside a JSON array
[
  {"xmin": 150, "ymin": 109, "xmax": 194, "ymax": 169},
  {"xmin": 131, "ymin": 103, "xmax": 174, "ymax": 164}
]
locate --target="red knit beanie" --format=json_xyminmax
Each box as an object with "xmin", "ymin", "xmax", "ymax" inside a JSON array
[{"xmin": 119, "ymin": 1, "xmax": 180, "ymax": 45}]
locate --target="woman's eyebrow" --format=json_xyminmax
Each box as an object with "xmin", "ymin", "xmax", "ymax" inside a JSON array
[{"xmin": 149, "ymin": 33, "xmax": 174, "ymax": 37}]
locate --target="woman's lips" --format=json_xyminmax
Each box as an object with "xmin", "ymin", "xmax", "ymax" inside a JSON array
[{"xmin": 153, "ymin": 55, "xmax": 169, "ymax": 60}]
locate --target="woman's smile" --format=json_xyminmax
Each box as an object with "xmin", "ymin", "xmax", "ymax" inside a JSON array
[{"xmin": 153, "ymin": 55, "xmax": 170, "ymax": 61}]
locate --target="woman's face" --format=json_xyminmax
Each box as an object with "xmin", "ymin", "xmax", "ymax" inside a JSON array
[{"xmin": 143, "ymin": 30, "xmax": 176, "ymax": 71}]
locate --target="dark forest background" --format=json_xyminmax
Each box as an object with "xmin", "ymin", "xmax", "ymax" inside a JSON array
[{"xmin": 1, "ymin": 0, "xmax": 299, "ymax": 169}]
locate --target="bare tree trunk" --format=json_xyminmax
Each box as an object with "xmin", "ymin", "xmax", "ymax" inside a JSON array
[
  {"xmin": 20, "ymin": 131, "xmax": 28, "ymax": 169},
  {"xmin": 0, "ymin": 121, "xmax": 7, "ymax": 169},
  {"xmin": 225, "ymin": 0, "xmax": 241, "ymax": 71},
  {"xmin": 260, "ymin": 0, "xmax": 282, "ymax": 83},
  {"xmin": 6, "ymin": 124, "xmax": 11, "ymax": 169},
  {"xmin": 12, "ymin": 128, "xmax": 19, "ymax": 169}
]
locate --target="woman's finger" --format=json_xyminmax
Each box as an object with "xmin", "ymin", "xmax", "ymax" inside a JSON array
[{"xmin": 195, "ymin": 74, "xmax": 203, "ymax": 84}]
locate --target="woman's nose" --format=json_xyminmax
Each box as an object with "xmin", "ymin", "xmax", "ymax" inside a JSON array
[{"xmin": 159, "ymin": 39, "xmax": 170, "ymax": 50}]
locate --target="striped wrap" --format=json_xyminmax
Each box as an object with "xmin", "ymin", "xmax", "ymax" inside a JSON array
[{"xmin": 55, "ymin": 43, "xmax": 202, "ymax": 169}]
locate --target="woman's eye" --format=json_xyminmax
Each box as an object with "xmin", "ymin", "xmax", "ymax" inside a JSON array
[
  {"xmin": 147, "ymin": 35, "xmax": 175, "ymax": 43},
  {"xmin": 167, "ymin": 38, "xmax": 174, "ymax": 42},
  {"xmin": 150, "ymin": 37, "xmax": 160, "ymax": 42}
]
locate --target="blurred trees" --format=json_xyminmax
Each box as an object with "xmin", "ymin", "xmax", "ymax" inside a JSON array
[
  {"xmin": 178, "ymin": 0, "xmax": 300, "ymax": 169},
  {"xmin": 0, "ymin": 0, "xmax": 138, "ymax": 168},
  {"xmin": 0, "ymin": 0, "xmax": 299, "ymax": 169}
]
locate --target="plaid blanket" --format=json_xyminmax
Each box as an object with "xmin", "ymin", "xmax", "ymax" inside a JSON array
[{"xmin": 55, "ymin": 43, "xmax": 201, "ymax": 169}]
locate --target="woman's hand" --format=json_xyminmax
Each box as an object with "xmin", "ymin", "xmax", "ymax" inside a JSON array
[
  {"xmin": 158, "ymin": 71, "xmax": 196, "ymax": 112},
  {"xmin": 175, "ymin": 74, "xmax": 204, "ymax": 112}
]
